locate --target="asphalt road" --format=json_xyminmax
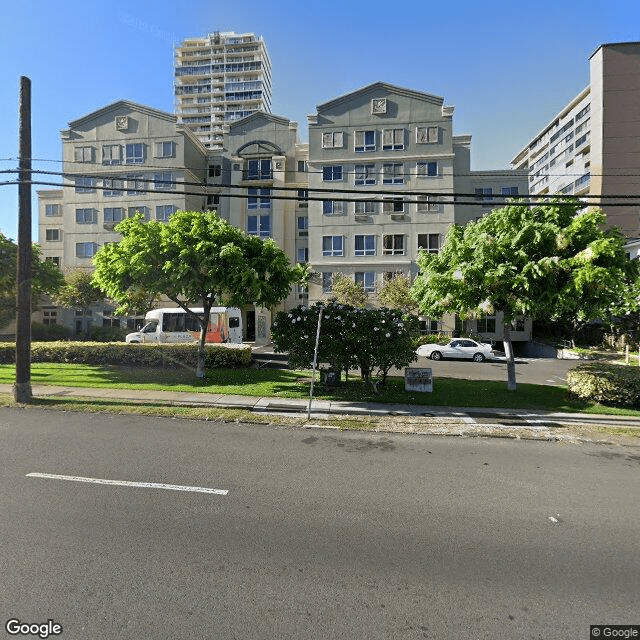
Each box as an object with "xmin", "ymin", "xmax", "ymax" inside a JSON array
[
  {"xmin": 413, "ymin": 354, "xmax": 579, "ymax": 386},
  {"xmin": 1, "ymin": 408, "xmax": 638, "ymax": 640}
]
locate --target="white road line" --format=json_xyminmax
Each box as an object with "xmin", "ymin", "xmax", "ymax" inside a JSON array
[{"xmin": 26, "ymin": 472, "xmax": 228, "ymax": 495}]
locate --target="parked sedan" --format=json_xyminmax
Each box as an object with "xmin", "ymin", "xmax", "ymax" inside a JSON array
[{"xmin": 417, "ymin": 338, "xmax": 494, "ymax": 362}]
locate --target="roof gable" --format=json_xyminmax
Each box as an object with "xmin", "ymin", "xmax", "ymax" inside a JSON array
[{"xmin": 67, "ymin": 100, "xmax": 176, "ymax": 128}]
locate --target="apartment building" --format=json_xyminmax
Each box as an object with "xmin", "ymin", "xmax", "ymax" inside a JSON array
[
  {"xmin": 37, "ymin": 100, "xmax": 209, "ymax": 333},
  {"xmin": 37, "ymin": 84, "xmax": 527, "ymax": 342},
  {"xmin": 307, "ymin": 82, "xmax": 528, "ymax": 339},
  {"xmin": 511, "ymin": 41, "xmax": 640, "ymax": 237},
  {"xmin": 174, "ymin": 31, "xmax": 272, "ymax": 151}
]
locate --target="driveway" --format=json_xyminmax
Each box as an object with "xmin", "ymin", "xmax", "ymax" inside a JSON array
[{"xmin": 412, "ymin": 355, "xmax": 579, "ymax": 386}]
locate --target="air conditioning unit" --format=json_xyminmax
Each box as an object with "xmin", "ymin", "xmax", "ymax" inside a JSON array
[
  {"xmin": 354, "ymin": 214, "xmax": 369, "ymax": 222},
  {"xmin": 390, "ymin": 213, "xmax": 405, "ymax": 221}
]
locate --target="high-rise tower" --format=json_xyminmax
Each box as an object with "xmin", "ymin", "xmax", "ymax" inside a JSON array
[{"xmin": 174, "ymin": 31, "xmax": 272, "ymax": 150}]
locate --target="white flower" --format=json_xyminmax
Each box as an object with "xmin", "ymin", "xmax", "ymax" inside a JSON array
[
  {"xmin": 374, "ymin": 327, "xmax": 379, "ymax": 331},
  {"xmin": 386, "ymin": 332, "xmax": 391, "ymax": 337}
]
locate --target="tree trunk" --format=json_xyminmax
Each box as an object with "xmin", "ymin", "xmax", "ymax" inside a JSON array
[
  {"xmin": 503, "ymin": 321, "xmax": 517, "ymax": 391},
  {"xmin": 196, "ymin": 304, "xmax": 213, "ymax": 379}
]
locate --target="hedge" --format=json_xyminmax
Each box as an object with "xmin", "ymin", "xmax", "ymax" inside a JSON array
[
  {"xmin": 0, "ymin": 342, "xmax": 252, "ymax": 369},
  {"xmin": 567, "ymin": 362, "xmax": 640, "ymax": 408}
]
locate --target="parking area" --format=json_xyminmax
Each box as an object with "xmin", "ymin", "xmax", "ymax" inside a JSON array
[{"xmin": 411, "ymin": 354, "xmax": 580, "ymax": 386}]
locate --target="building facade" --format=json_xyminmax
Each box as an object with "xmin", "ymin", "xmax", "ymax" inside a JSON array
[
  {"xmin": 37, "ymin": 84, "xmax": 528, "ymax": 342},
  {"xmin": 511, "ymin": 41, "xmax": 640, "ymax": 237},
  {"xmin": 174, "ymin": 31, "xmax": 272, "ymax": 151}
]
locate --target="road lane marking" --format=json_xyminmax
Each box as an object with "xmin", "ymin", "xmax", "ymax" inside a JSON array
[{"xmin": 26, "ymin": 473, "xmax": 228, "ymax": 495}]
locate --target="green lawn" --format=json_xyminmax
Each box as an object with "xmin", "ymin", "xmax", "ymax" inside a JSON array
[{"xmin": 1, "ymin": 362, "xmax": 639, "ymax": 416}]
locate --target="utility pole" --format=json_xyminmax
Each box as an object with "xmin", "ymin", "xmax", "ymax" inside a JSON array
[{"xmin": 14, "ymin": 76, "xmax": 32, "ymax": 403}]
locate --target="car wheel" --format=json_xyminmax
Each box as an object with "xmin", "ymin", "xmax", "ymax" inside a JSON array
[
  {"xmin": 431, "ymin": 351, "xmax": 442, "ymax": 361},
  {"xmin": 472, "ymin": 353, "xmax": 485, "ymax": 362}
]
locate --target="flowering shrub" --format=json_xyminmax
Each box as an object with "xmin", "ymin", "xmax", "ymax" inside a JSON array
[
  {"xmin": 271, "ymin": 302, "xmax": 420, "ymax": 385},
  {"xmin": 567, "ymin": 362, "xmax": 640, "ymax": 407}
]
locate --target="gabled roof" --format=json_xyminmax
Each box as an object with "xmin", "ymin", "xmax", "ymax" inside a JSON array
[
  {"xmin": 316, "ymin": 81, "xmax": 444, "ymax": 112},
  {"xmin": 228, "ymin": 111, "xmax": 292, "ymax": 131},
  {"xmin": 67, "ymin": 100, "xmax": 176, "ymax": 128}
]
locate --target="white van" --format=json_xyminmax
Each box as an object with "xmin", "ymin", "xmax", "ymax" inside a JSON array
[{"xmin": 125, "ymin": 307, "xmax": 243, "ymax": 344}]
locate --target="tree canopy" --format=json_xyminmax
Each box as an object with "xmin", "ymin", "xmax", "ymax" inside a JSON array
[
  {"xmin": 0, "ymin": 232, "xmax": 64, "ymax": 327},
  {"xmin": 411, "ymin": 201, "xmax": 639, "ymax": 390},
  {"xmin": 92, "ymin": 210, "xmax": 307, "ymax": 377}
]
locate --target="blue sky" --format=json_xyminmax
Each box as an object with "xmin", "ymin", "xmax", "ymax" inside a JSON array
[{"xmin": 1, "ymin": 0, "xmax": 639, "ymax": 241}]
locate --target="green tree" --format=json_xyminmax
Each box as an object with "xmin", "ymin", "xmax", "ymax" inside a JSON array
[
  {"xmin": 92, "ymin": 210, "xmax": 307, "ymax": 378},
  {"xmin": 377, "ymin": 273, "xmax": 418, "ymax": 313},
  {"xmin": 0, "ymin": 232, "xmax": 64, "ymax": 327},
  {"xmin": 411, "ymin": 201, "xmax": 639, "ymax": 391},
  {"xmin": 53, "ymin": 269, "xmax": 105, "ymax": 312},
  {"xmin": 330, "ymin": 273, "xmax": 368, "ymax": 307}
]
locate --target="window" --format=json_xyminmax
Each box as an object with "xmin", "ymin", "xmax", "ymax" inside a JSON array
[
  {"xmin": 355, "ymin": 130, "xmax": 376, "ymax": 152},
  {"xmin": 154, "ymin": 172, "xmax": 175, "ymax": 191},
  {"xmin": 246, "ymin": 159, "xmax": 272, "ymax": 180},
  {"xmin": 45, "ymin": 204, "xmax": 61, "ymax": 217},
  {"xmin": 74, "ymin": 146, "xmax": 94, "ymax": 163},
  {"xmin": 45, "ymin": 257, "xmax": 60, "ymax": 268},
  {"xmin": 102, "ymin": 144, "xmax": 121, "ymax": 165},
  {"xmin": 475, "ymin": 188, "xmax": 493, "ymax": 201},
  {"xmin": 416, "ymin": 126, "xmax": 439, "ymax": 143},
  {"xmin": 382, "ymin": 198, "xmax": 404, "ymax": 214},
  {"xmin": 155, "ymin": 205, "xmax": 176, "ymax": 221},
  {"xmin": 155, "ymin": 141, "xmax": 175, "ymax": 158},
  {"xmin": 322, "ymin": 165, "xmax": 343, "ymax": 181},
  {"xmin": 76, "ymin": 242, "xmax": 99, "ymax": 258},
  {"xmin": 75, "ymin": 208, "xmax": 96, "ymax": 224},
  {"xmin": 104, "ymin": 207, "xmax": 125, "ymax": 223},
  {"xmin": 355, "ymin": 271, "xmax": 376, "ymax": 293},
  {"xmin": 501, "ymin": 186, "xmax": 519, "ymax": 196},
  {"xmin": 383, "ymin": 128, "xmax": 404, "ymax": 150},
  {"xmin": 127, "ymin": 174, "xmax": 146, "ymax": 195},
  {"xmin": 382, "ymin": 235, "xmax": 405, "ymax": 255},
  {"xmin": 419, "ymin": 318, "xmax": 440, "ymax": 334},
  {"xmin": 125, "ymin": 143, "xmax": 145, "ymax": 164},
  {"xmin": 323, "ymin": 200, "xmax": 344, "ymax": 216},
  {"xmin": 103, "ymin": 177, "xmax": 124, "ymax": 197},
  {"xmin": 297, "ymin": 247, "xmax": 309, "ymax": 263},
  {"xmin": 206, "ymin": 194, "xmax": 220, "ymax": 209},
  {"xmin": 297, "ymin": 160, "xmax": 308, "ymax": 172},
  {"xmin": 354, "ymin": 201, "xmax": 375, "ymax": 215},
  {"xmin": 297, "ymin": 216, "xmax": 308, "ymax": 231},
  {"xmin": 354, "ymin": 235, "xmax": 376, "ymax": 256},
  {"xmin": 322, "ymin": 236, "xmax": 343, "ymax": 257},
  {"xmin": 42, "ymin": 308, "xmax": 58, "ymax": 326},
  {"xmin": 75, "ymin": 177, "xmax": 95, "ymax": 193},
  {"xmin": 476, "ymin": 316, "xmax": 496, "ymax": 333},
  {"xmin": 45, "ymin": 229, "xmax": 60, "ymax": 241},
  {"xmin": 322, "ymin": 272, "xmax": 333, "ymax": 293},
  {"xmin": 511, "ymin": 317, "xmax": 525, "ymax": 332},
  {"xmin": 355, "ymin": 164, "xmax": 376, "ymax": 185},
  {"xmin": 382, "ymin": 163, "xmax": 404, "ymax": 184},
  {"xmin": 417, "ymin": 195, "xmax": 440, "ymax": 213},
  {"xmin": 417, "ymin": 161, "xmax": 438, "ymax": 177},
  {"xmin": 128, "ymin": 206, "xmax": 150, "ymax": 221},
  {"xmin": 247, "ymin": 214, "xmax": 271, "ymax": 237},
  {"xmin": 208, "ymin": 164, "xmax": 222, "ymax": 178},
  {"xmin": 418, "ymin": 234, "xmax": 440, "ymax": 253},
  {"xmin": 248, "ymin": 188, "xmax": 271, "ymax": 209},
  {"xmin": 297, "ymin": 189, "xmax": 309, "ymax": 207},
  {"xmin": 322, "ymin": 132, "xmax": 343, "ymax": 148}
]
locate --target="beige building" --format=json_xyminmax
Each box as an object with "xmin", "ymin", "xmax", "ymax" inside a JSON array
[
  {"xmin": 174, "ymin": 31, "xmax": 272, "ymax": 151},
  {"xmin": 512, "ymin": 41, "xmax": 640, "ymax": 237}
]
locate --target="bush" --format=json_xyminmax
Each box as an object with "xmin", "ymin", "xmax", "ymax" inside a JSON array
[
  {"xmin": 567, "ymin": 362, "xmax": 640, "ymax": 408},
  {"xmin": 30, "ymin": 323, "xmax": 71, "ymax": 341},
  {"xmin": 87, "ymin": 326, "xmax": 128, "ymax": 342},
  {"xmin": 0, "ymin": 342, "xmax": 252, "ymax": 369}
]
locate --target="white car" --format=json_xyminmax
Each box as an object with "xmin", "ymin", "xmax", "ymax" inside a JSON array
[{"xmin": 417, "ymin": 338, "xmax": 494, "ymax": 362}]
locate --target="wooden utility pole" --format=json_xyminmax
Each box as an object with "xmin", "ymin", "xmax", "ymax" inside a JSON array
[{"xmin": 14, "ymin": 76, "xmax": 32, "ymax": 403}]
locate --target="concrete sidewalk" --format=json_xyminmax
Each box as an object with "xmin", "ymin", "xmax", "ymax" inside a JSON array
[{"xmin": 2, "ymin": 382, "xmax": 640, "ymax": 431}]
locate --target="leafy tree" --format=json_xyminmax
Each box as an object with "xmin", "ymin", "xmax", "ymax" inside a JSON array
[
  {"xmin": 92, "ymin": 210, "xmax": 307, "ymax": 378},
  {"xmin": 0, "ymin": 232, "xmax": 64, "ymax": 327},
  {"xmin": 377, "ymin": 273, "xmax": 418, "ymax": 313},
  {"xmin": 330, "ymin": 273, "xmax": 368, "ymax": 307},
  {"xmin": 411, "ymin": 201, "xmax": 639, "ymax": 391},
  {"xmin": 271, "ymin": 302, "xmax": 419, "ymax": 391},
  {"xmin": 53, "ymin": 269, "xmax": 105, "ymax": 312}
]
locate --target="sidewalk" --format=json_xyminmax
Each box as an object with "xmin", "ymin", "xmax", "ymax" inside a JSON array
[{"xmin": 2, "ymin": 382, "xmax": 640, "ymax": 432}]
